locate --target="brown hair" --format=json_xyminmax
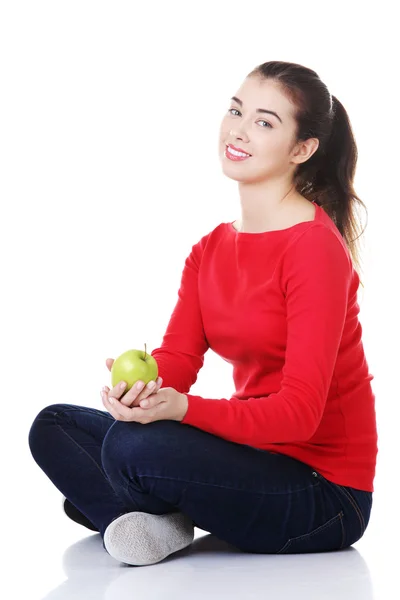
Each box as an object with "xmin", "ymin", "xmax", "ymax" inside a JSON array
[{"xmin": 247, "ymin": 60, "xmax": 368, "ymax": 288}]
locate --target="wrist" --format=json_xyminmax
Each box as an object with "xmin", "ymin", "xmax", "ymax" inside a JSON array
[{"xmin": 179, "ymin": 393, "xmax": 189, "ymax": 421}]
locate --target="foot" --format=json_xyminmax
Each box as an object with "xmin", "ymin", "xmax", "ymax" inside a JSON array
[
  {"xmin": 103, "ymin": 511, "xmax": 195, "ymax": 566},
  {"xmin": 62, "ymin": 497, "xmax": 99, "ymax": 532}
]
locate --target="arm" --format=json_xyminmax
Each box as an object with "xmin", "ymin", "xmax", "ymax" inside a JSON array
[
  {"xmin": 181, "ymin": 226, "xmax": 352, "ymax": 445},
  {"xmin": 151, "ymin": 236, "xmax": 210, "ymax": 393}
]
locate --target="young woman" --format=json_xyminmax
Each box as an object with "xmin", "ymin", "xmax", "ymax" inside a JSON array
[{"xmin": 28, "ymin": 60, "xmax": 377, "ymax": 566}]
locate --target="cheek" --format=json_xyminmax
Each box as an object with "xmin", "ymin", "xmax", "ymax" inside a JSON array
[
  {"xmin": 219, "ymin": 129, "xmax": 228, "ymax": 145},
  {"xmin": 257, "ymin": 138, "xmax": 287, "ymax": 162},
  {"xmin": 219, "ymin": 116, "xmax": 231, "ymax": 136}
]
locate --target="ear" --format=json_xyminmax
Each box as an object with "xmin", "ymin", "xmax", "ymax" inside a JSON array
[{"xmin": 292, "ymin": 137, "xmax": 320, "ymax": 165}]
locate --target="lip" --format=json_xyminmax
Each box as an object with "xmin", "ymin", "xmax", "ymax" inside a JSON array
[
  {"xmin": 225, "ymin": 144, "xmax": 252, "ymax": 161},
  {"xmin": 226, "ymin": 144, "xmax": 251, "ymax": 156},
  {"xmin": 226, "ymin": 143, "xmax": 252, "ymax": 156}
]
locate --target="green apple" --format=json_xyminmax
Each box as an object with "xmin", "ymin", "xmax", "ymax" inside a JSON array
[{"xmin": 111, "ymin": 344, "xmax": 158, "ymax": 396}]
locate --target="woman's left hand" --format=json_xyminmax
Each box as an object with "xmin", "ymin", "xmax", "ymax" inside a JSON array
[{"xmin": 101, "ymin": 385, "xmax": 189, "ymax": 423}]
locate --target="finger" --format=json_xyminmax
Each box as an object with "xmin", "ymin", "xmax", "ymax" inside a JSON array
[
  {"xmin": 135, "ymin": 377, "xmax": 163, "ymax": 405},
  {"xmin": 119, "ymin": 379, "xmax": 147, "ymax": 407},
  {"xmin": 101, "ymin": 385, "xmax": 130, "ymax": 420},
  {"xmin": 101, "ymin": 389, "xmax": 121, "ymax": 420},
  {"xmin": 108, "ymin": 380, "xmax": 129, "ymax": 402},
  {"xmin": 140, "ymin": 390, "xmax": 162, "ymax": 409},
  {"xmin": 104, "ymin": 393, "xmax": 148, "ymax": 422},
  {"xmin": 121, "ymin": 377, "xmax": 163, "ymax": 408},
  {"xmin": 106, "ymin": 358, "xmax": 115, "ymax": 372},
  {"xmin": 134, "ymin": 377, "xmax": 161, "ymax": 403}
]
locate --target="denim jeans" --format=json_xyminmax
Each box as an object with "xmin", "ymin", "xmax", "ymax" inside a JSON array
[{"xmin": 28, "ymin": 403, "xmax": 373, "ymax": 554}]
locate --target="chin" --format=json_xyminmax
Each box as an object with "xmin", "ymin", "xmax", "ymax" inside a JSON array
[
  {"xmin": 221, "ymin": 168, "xmax": 254, "ymax": 184},
  {"xmin": 220, "ymin": 157, "xmax": 257, "ymax": 180}
]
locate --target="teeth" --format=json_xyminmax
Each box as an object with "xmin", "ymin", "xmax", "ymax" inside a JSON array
[{"xmin": 227, "ymin": 146, "xmax": 250, "ymax": 157}]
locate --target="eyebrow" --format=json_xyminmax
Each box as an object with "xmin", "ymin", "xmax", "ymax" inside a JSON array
[{"xmin": 230, "ymin": 96, "xmax": 283, "ymax": 124}]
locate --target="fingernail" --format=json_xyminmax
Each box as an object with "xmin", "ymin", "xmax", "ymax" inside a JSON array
[
  {"xmin": 120, "ymin": 382, "xmax": 126, "ymax": 390},
  {"xmin": 136, "ymin": 381, "xmax": 144, "ymax": 390},
  {"xmin": 148, "ymin": 381, "xmax": 155, "ymax": 389}
]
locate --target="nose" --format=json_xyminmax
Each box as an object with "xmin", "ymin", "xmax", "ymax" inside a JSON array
[{"xmin": 229, "ymin": 129, "xmax": 248, "ymax": 143}]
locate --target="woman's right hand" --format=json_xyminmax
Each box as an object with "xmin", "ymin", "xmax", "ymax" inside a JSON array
[{"xmin": 104, "ymin": 358, "xmax": 163, "ymax": 408}]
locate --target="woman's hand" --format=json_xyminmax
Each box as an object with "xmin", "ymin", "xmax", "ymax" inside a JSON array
[
  {"xmin": 101, "ymin": 385, "xmax": 188, "ymax": 424},
  {"xmin": 104, "ymin": 358, "xmax": 163, "ymax": 408},
  {"xmin": 101, "ymin": 358, "xmax": 188, "ymax": 423}
]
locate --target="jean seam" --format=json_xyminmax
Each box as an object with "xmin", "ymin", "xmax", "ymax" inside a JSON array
[
  {"xmin": 336, "ymin": 485, "xmax": 366, "ymax": 533},
  {"xmin": 54, "ymin": 409, "xmax": 113, "ymax": 484},
  {"xmin": 137, "ymin": 473, "xmax": 320, "ymax": 496},
  {"xmin": 340, "ymin": 511, "xmax": 346, "ymax": 549},
  {"xmin": 56, "ymin": 405, "xmax": 114, "ymax": 421},
  {"xmin": 316, "ymin": 472, "xmax": 366, "ymax": 535},
  {"xmin": 276, "ymin": 510, "xmax": 344, "ymax": 554}
]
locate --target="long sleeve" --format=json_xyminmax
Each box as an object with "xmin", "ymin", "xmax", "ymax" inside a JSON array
[
  {"xmin": 150, "ymin": 236, "xmax": 210, "ymax": 393},
  {"xmin": 181, "ymin": 226, "xmax": 352, "ymax": 445}
]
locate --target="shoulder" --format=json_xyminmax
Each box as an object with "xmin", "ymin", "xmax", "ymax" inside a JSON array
[
  {"xmin": 285, "ymin": 222, "xmax": 351, "ymax": 264},
  {"xmin": 191, "ymin": 222, "xmax": 227, "ymax": 251},
  {"xmin": 185, "ymin": 222, "xmax": 225, "ymax": 265},
  {"xmin": 281, "ymin": 223, "xmax": 353, "ymax": 291}
]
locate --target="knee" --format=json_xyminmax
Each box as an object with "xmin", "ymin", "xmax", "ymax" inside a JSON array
[
  {"xmin": 100, "ymin": 420, "xmax": 178, "ymax": 473},
  {"xmin": 100, "ymin": 420, "xmax": 140, "ymax": 472},
  {"xmin": 28, "ymin": 403, "xmax": 70, "ymax": 456}
]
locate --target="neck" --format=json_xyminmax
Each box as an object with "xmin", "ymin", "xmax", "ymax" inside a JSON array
[{"xmin": 237, "ymin": 180, "xmax": 299, "ymax": 233}]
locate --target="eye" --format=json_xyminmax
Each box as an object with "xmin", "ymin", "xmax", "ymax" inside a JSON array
[{"xmin": 227, "ymin": 108, "xmax": 272, "ymax": 129}]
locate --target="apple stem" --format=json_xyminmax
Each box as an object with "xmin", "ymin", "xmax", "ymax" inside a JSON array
[{"xmin": 144, "ymin": 342, "xmax": 147, "ymax": 360}]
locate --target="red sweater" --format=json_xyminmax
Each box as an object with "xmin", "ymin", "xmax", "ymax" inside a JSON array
[{"xmin": 151, "ymin": 203, "xmax": 378, "ymax": 492}]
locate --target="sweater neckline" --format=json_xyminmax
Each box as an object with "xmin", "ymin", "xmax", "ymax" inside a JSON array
[{"xmin": 227, "ymin": 202, "xmax": 321, "ymax": 239}]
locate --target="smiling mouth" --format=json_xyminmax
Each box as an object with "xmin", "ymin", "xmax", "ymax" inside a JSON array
[{"xmin": 225, "ymin": 145, "xmax": 252, "ymax": 160}]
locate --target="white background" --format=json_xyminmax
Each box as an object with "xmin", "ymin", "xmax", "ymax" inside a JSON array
[{"xmin": 1, "ymin": 1, "xmax": 398, "ymax": 598}]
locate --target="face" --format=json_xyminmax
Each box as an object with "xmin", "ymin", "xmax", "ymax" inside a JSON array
[{"xmin": 219, "ymin": 77, "xmax": 315, "ymax": 184}]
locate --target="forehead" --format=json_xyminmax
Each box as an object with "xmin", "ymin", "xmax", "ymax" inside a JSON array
[{"xmin": 234, "ymin": 77, "xmax": 294, "ymax": 121}]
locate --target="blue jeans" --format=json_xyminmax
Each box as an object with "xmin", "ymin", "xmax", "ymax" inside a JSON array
[{"xmin": 28, "ymin": 403, "xmax": 373, "ymax": 554}]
